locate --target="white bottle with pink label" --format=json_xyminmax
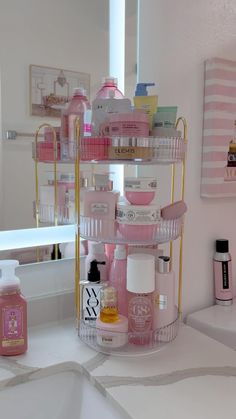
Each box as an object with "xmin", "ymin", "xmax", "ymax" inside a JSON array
[
  {"xmin": 127, "ymin": 253, "xmax": 155, "ymax": 345},
  {"xmin": 213, "ymin": 239, "xmax": 233, "ymax": 306}
]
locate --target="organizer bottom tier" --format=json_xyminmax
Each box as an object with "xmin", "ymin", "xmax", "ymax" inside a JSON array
[{"xmin": 78, "ymin": 310, "xmax": 179, "ymax": 356}]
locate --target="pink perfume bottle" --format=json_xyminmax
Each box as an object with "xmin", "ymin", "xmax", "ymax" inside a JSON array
[
  {"xmin": 213, "ymin": 239, "xmax": 233, "ymax": 305},
  {"xmin": 154, "ymin": 256, "xmax": 175, "ymax": 331},
  {"xmin": 109, "ymin": 245, "xmax": 127, "ymax": 316},
  {"xmin": 0, "ymin": 260, "xmax": 27, "ymax": 356},
  {"xmin": 81, "ymin": 174, "xmax": 119, "ymax": 239},
  {"xmin": 127, "ymin": 254, "xmax": 155, "ymax": 345}
]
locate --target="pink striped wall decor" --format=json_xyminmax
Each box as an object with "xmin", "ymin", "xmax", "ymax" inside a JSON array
[{"xmin": 201, "ymin": 57, "xmax": 236, "ymax": 197}]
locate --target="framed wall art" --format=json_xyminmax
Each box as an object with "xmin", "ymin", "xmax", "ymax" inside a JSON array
[
  {"xmin": 201, "ymin": 57, "xmax": 236, "ymax": 197},
  {"xmin": 30, "ymin": 65, "xmax": 90, "ymax": 118}
]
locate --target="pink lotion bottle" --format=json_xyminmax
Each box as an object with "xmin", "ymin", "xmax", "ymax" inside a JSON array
[
  {"xmin": 213, "ymin": 239, "xmax": 233, "ymax": 306},
  {"xmin": 127, "ymin": 254, "xmax": 155, "ymax": 345},
  {"xmin": 154, "ymin": 256, "xmax": 175, "ymax": 332},
  {"xmin": 110, "ymin": 245, "xmax": 127, "ymax": 316},
  {"xmin": 0, "ymin": 260, "xmax": 27, "ymax": 356}
]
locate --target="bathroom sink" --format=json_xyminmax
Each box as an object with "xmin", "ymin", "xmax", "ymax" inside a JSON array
[{"xmin": 0, "ymin": 370, "xmax": 125, "ymax": 419}]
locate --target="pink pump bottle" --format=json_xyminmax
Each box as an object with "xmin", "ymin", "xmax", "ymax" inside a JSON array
[
  {"xmin": 109, "ymin": 245, "xmax": 128, "ymax": 316},
  {"xmin": 0, "ymin": 260, "xmax": 28, "ymax": 356}
]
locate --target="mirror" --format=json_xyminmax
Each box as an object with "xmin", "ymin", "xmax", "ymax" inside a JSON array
[{"xmin": 0, "ymin": 0, "xmax": 137, "ymax": 262}]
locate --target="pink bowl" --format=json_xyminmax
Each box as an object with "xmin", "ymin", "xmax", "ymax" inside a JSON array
[{"xmin": 125, "ymin": 191, "xmax": 155, "ymax": 205}]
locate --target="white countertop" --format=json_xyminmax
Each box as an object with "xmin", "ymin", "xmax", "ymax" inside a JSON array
[
  {"xmin": 1, "ymin": 319, "xmax": 236, "ymax": 419},
  {"xmin": 187, "ymin": 300, "xmax": 236, "ymax": 350}
]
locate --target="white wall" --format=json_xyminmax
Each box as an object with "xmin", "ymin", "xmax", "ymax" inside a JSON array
[
  {"xmin": 0, "ymin": 0, "xmax": 109, "ymax": 230},
  {"xmin": 139, "ymin": 0, "xmax": 236, "ymax": 317}
]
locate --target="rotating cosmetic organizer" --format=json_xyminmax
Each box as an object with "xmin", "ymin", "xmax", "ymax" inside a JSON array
[{"xmin": 76, "ymin": 117, "xmax": 188, "ymax": 356}]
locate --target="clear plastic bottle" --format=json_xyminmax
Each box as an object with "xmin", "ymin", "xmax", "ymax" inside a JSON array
[
  {"xmin": 61, "ymin": 87, "xmax": 91, "ymax": 159},
  {"xmin": 110, "ymin": 245, "xmax": 127, "ymax": 317},
  {"xmin": 96, "ymin": 77, "xmax": 124, "ymax": 99}
]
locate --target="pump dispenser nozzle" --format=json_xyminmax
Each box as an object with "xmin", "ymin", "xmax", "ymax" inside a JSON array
[
  {"xmin": 88, "ymin": 259, "xmax": 106, "ymax": 283},
  {"xmin": 0, "ymin": 260, "xmax": 20, "ymax": 293},
  {"xmin": 135, "ymin": 83, "xmax": 155, "ymax": 96}
]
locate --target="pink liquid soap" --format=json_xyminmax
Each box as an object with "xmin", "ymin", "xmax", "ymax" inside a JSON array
[{"xmin": 0, "ymin": 260, "xmax": 27, "ymax": 356}]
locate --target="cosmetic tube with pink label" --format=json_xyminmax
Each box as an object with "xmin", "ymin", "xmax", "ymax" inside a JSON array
[
  {"xmin": 0, "ymin": 260, "xmax": 27, "ymax": 356},
  {"xmin": 127, "ymin": 254, "xmax": 155, "ymax": 345},
  {"xmin": 213, "ymin": 239, "xmax": 233, "ymax": 306}
]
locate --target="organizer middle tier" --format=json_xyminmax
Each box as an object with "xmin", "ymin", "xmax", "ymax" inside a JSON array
[{"xmin": 79, "ymin": 215, "xmax": 184, "ymax": 245}]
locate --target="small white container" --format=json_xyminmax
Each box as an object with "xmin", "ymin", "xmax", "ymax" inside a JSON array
[{"xmin": 96, "ymin": 315, "xmax": 128, "ymax": 348}]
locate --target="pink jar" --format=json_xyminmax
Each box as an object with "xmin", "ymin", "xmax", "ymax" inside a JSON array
[
  {"xmin": 116, "ymin": 202, "xmax": 160, "ymax": 241},
  {"xmin": 124, "ymin": 177, "xmax": 157, "ymax": 205},
  {"xmin": 80, "ymin": 137, "xmax": 111, "ymax": 161},
  {"xmin": 100, "ymin": 112, "xmax": 149, "ymax": 137}
]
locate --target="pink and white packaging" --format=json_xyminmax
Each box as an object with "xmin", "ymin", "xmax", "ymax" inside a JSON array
[
  {"xmin": 124, "ymin": 177, "xmax": 157, "ymax": 205},
  {"xmin": 116, "ymin": 202, "xmax": 160, "ymax": 241},
  {"xmin": 100, "ymin": 111, "xmax": 149, "ymax": 137}
]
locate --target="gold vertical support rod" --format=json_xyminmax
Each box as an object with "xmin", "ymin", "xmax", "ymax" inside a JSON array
[
  {"xmin": 52, "ymin": 127, "xmax": 58, "ymax": 260},
  {"xmin": 175, "ymin": 117, "xmax": 188, "ymax": 317},
  {"xmin": 169, "ymin": 163, "xmax": 176, "ymax": 268},
  {"xmin": 34, "ymin": 123, "xmax": 56, "ymax": 261},
  {"xmin": 75, "ymin": 118, "xmax": 81, "ymax": 323}
]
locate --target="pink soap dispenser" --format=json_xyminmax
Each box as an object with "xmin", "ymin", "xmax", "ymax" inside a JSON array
[
  {"xmin": 0, "ymin": 260, "xmax": 28, "ymax": 356},
  {"xmin": 110, "ymin": 245, "xmax": 128, "ymax": 316}
]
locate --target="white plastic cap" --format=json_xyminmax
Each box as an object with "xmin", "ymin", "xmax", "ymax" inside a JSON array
[
  {"xmin": 127, "ymin": 254, "xmax": 155, "ymax": 293},
  {"xmin": 73, "ymin": 87, "xmax": 86, "ymax": 97},
  {"xmin": 0, "ymin": 260, "xmax": 20, "ymax": 292},
  {"xmin": 114, "ymin": 245, "xmax": 126, "ymax": 260},
  {"xmin": 90, "ymin": 242, "xmax": 105, "ymax": 255}
]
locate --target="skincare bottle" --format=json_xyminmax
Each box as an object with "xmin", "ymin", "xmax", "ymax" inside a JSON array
[
  {"xmin": 61, "ymin": 87, "xmax": 91, "ymax": 159},
  {"xmin": 85, "ymin": 242, "xmax": 108, "ymax": 282},
  {"xmin": 110, "ymin": 245, "xmax": 127, "ymax": 316},
  {"xmin": 213, "ymin": 239, "xmax": 233, "ymax": 305},
  {"xmin": 0, "ymin": 260, "xmax": 28, "ymax": 356},
  {"xmin": 133, "ymin": 83, "xmax": 158, "ymax": 130},
  {"xmin": 92, "ymin": 77, "xmax": 131, "ymax": 135},
  {"xmin": 81, "ymin": 259, "xmax": 105, "ymax": 324},
  {"xmin": 127, "ymin": 254, "xmax": 155, "ymax": 345},
  {"xmin": 154, "ymin": 256, "xmax": 175, "ymax": 331},
  {"xmin": 82, "ymin": 174, "xmax": 120, "ymax": 237},
  {"xmin": 96, "ymin": 286, "xmax": 128, "ymax": 348}
]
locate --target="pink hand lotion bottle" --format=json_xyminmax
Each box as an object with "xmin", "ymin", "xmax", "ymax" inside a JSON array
[
  {"xmin": 213, "ymin": 239, "xmax": 233, "ymax": 306},
  {"xmin": 0, "ymin": 260, "xmax": 27, "ymax": 356},
  {"xmin": 110, "ymin": 245, "xmax": 127, "ymax": 316},
  {"xmin": 127, "ymin": 254, "xmax": 155, "ymax": 345}
]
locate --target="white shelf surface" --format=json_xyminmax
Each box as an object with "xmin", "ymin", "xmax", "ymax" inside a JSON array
[{"xmin": 186, "ymin": 300, "xmax": 236, "ymax": 350}]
